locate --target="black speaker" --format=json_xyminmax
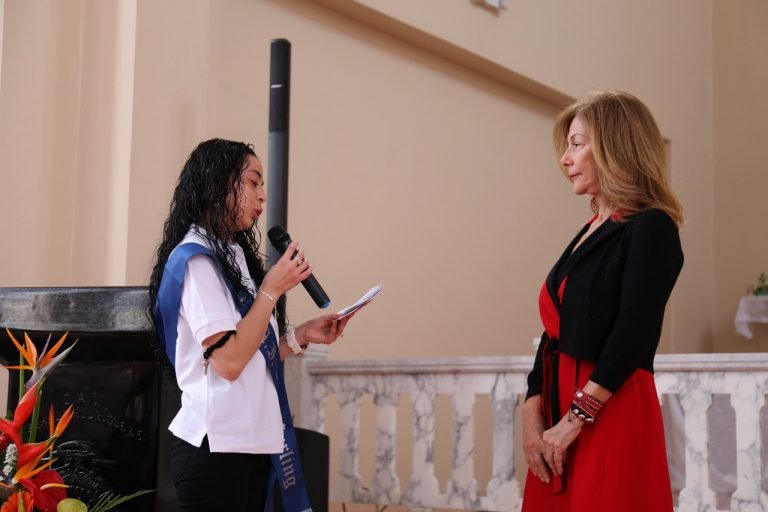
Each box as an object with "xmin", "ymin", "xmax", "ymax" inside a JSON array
[{"xmin": 273, "ymin": 427, "xmax": 329, "ymax": 512}]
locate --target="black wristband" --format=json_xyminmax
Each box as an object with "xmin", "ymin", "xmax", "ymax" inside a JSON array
[{"xmin": 203, "ymin": 330, "xmax": 236, "ymax": 360}]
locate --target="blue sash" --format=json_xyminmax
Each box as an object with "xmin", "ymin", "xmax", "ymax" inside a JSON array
[{"xmin": 155, "ymin": 243, "xmax": 313, "ymax": 512}]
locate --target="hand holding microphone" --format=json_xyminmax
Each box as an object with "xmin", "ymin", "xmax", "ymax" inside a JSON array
[
  {"xmin": 267, "ymin": 226, "xmax": 331, "ymax": 309},
  {"xmin": 260, "ymin": 240, "xmax": 312, "ymax": 299}
]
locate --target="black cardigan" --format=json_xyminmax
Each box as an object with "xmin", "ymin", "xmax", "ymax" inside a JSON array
[{"xmin": 526, "ymin": 208, "xmax": 684, "ymax": 397}]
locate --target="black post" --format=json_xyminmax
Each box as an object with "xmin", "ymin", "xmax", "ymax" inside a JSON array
[
  {"xmin": 266, "ymin": 38, "xmax": 291, "ymax": 267},
  {"xmin": 264, "ymin": 40, "xmax": 330, "ymax": 511}
]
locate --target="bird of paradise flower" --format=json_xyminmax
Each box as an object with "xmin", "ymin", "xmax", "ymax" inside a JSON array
[
  {"xmin": 3, "ymin": 329, "xmax": 76, "ymax": 446},
  {"xmin": 0, "ymin": 380, "xmax": 73, "ymax": 511}
]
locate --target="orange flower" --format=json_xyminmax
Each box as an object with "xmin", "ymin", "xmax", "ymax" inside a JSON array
[
  {"xmin": 48, "ymin": 404, "xmax": 75, "ymax": 439},
  {"xmin": 13, "ymin": 446, "xmax": 55, "ymax": 484},
  {"xmin": 0, "ymin": 331, "xmax": 76, "ymax": 511},
  {"xmin": 11, "ymin": 406, "xmax": 75, "ymax": 484},
  {"xmin": 0, "ymin": 489, "xmax": 33, "ymax": 512},
  {"xmin": 4, "ymin": 329, "xmax": 75, "ymax": 390},
  {"xmin": 4, "ymin": 329, "xmax": 65, "ymax": 370},
  {"xmin": 46, "ymin": 404, "xmax": 75, "ymax": 460},
  {"xmin": 0, "ymin": 387, "xmax": 76, "ymax": 482},
  {"xmin": 0, "ymin": 398, "xmax": 55, "ymax": 487}
]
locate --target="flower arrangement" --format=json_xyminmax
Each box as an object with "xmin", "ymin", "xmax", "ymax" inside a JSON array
[
  {"xmin": 0, "ymin": 329, "xmax": 153, "ymax": 512},
  {"xmin": 751, "ymin": 273, "xmax": 768, "ymax": 296}
]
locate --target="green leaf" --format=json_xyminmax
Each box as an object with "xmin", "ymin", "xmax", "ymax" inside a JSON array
[{"xmin": 88, "ymin": 489, "xmax": 155, "ymax": 512}]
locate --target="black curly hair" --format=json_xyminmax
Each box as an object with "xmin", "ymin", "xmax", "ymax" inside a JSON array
[{"xmin": 147, "ymin": 139, "xmax": 287, "ymax": 364}]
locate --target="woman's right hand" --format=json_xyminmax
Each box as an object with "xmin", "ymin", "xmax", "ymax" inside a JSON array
[
  {"xmin": 522, "ymin": 395, "xmax": 551, "ymax": 483},
  {"xmin": 260, "ymin": 240, "xmax": 313, "ymax": 297}
]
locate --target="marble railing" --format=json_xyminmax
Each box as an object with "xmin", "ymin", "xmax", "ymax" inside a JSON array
[{"xmin": 286, "ymin": 352, "xmax": 768, "ymax": 512}]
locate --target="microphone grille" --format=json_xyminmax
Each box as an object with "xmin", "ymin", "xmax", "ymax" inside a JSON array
[{"xmin": 267, "ymin": 226, "xmax": 291, "ymax": 251}]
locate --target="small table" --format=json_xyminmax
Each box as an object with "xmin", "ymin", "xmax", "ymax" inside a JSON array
[{"xmin": 734, "ymin": 295, "xmax": 768, "ymax": 339}]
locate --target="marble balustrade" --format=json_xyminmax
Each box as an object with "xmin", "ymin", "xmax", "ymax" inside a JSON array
[{"xmin": 285, "ymin": 352, "xmax": 768, "ymax": 512}]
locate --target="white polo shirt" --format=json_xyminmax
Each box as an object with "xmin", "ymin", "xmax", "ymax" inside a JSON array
[{"xmin": 167, "ymin": 226, "xmax": 284, "ymax": 454}]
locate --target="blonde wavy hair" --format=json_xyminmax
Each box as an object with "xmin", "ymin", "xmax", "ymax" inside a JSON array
[{"xmin": 553, "ymin": 90, "xmax": 683, "ymax": 225}]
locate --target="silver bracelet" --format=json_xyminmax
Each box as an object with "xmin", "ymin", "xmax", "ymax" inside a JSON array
[
  {"xmin": 284, "ymin": 326, "xmax": 304, "ymax": 355},
  {"xmin": 258, "ymin": 288, "xmax": 276, "ymax": 307}
]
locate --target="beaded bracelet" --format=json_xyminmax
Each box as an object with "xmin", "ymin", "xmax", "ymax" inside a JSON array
[
  {"xmin": 284, "ymin": 326, "xmax": 305, "ymax": 355},
  {"xmin": 568, "ymin": 388, "xmax": 604, "ymax": 424},
  {"xmin": 569, "ymin": 403, "xmax": 595, "ymax": 423},
  {"xmin": 202, "ymin": 330, "xmax": 236, "ymax": 375}
]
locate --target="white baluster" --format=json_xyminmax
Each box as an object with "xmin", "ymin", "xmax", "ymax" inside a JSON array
[
  {"xmin": 299, "ymin": 345, "xmax": 331, "ymax": 432},
  {"xmin": 405, "ymin": 375, "xmax": 440, "ymax": 505},
  {"xmin": 445, "ymin": 388, "xmax": 480, "ymax": 509},
  {"xmin": 730, "ymin": 380, "xmax": 768, "ymax": 511},
  {"xmin": 307, "ymin": 376, "xmax": 329, "ymax": 433},
  {"xmin": 333, "ymin": 388, "xmax": 366, "ymax": 503},
  {"xmin": 678, "ymin": 386, "xmax": 717, "ymax": 511},
  {"xmin": 486, "ymin": 373, "xmax": 521, "ymax": 511},
  {"xmin": 371, "ymin": 380, "xmax": 402, "ymax": 504}
]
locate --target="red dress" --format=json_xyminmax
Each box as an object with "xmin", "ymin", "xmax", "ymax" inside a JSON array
[{"xmin": 521, "ymin": 276, "xmax": 673, "ymax": 511}]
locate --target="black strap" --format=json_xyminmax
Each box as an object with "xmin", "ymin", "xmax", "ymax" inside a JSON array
[{"xmin": 203, "ymin": 330, "xmax": 236, "ymax": 360}]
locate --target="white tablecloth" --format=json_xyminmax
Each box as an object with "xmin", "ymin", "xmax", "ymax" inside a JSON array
[{"xmin": 734, "ymin": 295, "xmax": 768, "ymax": 339}]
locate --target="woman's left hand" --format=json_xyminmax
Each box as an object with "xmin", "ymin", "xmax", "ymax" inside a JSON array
[
  {"xmin": 295, "ymin": 313, "xmax": 353, "ymax": 346},
  {"xmin": 540, "ymin": 414, "xmax": 584, "ymax": 476}
]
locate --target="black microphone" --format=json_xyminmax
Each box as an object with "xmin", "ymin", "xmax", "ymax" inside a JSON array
[{"xmin": 267, "ymin": 226, "xmax": 331, "ymax": 309}]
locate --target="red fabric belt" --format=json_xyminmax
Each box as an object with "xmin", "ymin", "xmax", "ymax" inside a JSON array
[{"xmin": 541, "ymin": 336, "xmax": 561, "ymax": 430}]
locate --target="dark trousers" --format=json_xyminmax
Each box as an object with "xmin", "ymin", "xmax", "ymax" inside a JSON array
[{"xmin": 170, "ymin": 435, "xmax": 271, "ymax": 511}]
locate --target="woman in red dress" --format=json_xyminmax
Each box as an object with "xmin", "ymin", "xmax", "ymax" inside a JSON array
[{"xmin": 521, "ymin": 91, "xmax": 684, "ymax": 511}]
